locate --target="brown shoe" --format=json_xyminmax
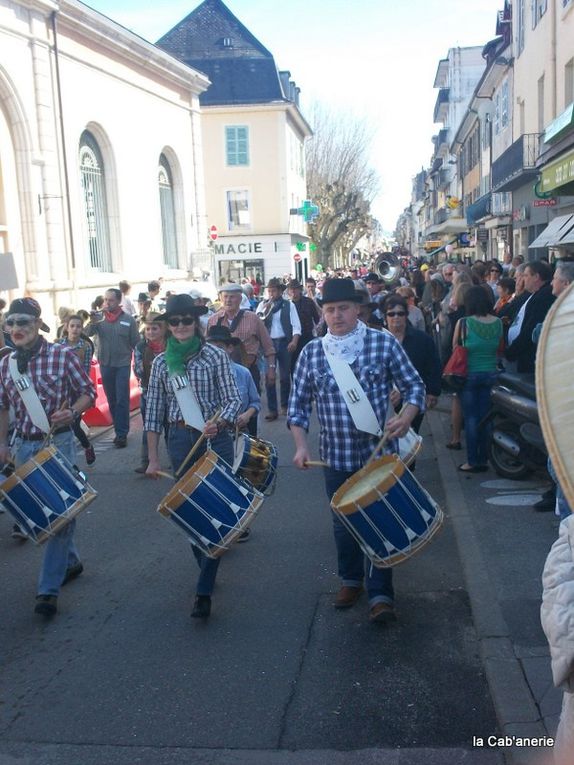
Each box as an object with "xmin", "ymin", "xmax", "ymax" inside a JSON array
[
  {"xmin": 333, "ymin": 585, "xmax": 363, "ymax": 609},
  {"xmin": 369, "ymin": 602, "xmax": 396, "ymax": 624},
  {"xmin": 265, "ymin": 412, "xmax": 278, "ymax": 421}
]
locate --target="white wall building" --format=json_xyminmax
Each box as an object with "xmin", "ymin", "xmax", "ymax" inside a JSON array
[{"xmin": 0, "ymin": 0, "xmax": 210, "ymax": 323}]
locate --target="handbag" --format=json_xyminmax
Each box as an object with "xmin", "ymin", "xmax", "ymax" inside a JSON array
[{"xmin": 442, "ymin": 319, "xmax": 468, "ymax": 392}]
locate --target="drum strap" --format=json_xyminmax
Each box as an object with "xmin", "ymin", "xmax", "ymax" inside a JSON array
[
  {"xmin": 323, "ymin": 352, "xmax": 383, "ymax": 437},
  {"xmin": 169, "ymin": 375, "xmax": 205, "ymax": 432},
  {"xmin": 8, "ymin": 355, "xmax": 51, "ymax": 434}
]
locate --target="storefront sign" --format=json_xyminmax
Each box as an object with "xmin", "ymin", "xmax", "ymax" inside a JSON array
[
  {"xmin": 540, "ymin": 148, "xmax": 574, "ymax": 193},
  {"xmin": 477, "ymin": 228, "xmax": 489, "ymax": 242},
  {"xmin": 533, "ymin": 198, "xmax": 558, "ymax": 207},
  {"xmin": 214, "ymin": 241, "xmax": 264, "ymax": 255}
]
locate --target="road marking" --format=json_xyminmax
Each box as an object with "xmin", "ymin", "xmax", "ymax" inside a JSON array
[
  {"xmin": 485, "ymin": 494, "xmax": 545, "ymax": 507},
  {"xmin": 480, "ymin": 479, "xmax": 550, "ymax": 491}
]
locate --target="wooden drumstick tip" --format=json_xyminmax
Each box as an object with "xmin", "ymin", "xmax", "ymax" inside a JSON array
[{"xmin": 304, "ymin": 460, "xmax": 327, "ymax": 468}]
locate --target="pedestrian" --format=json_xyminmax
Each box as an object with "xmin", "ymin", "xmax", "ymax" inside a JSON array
[
  {"xmin": 147, "ymin": 280, "xmax": 161, "ymax": 312},
  {"xmin": 454, "ymin": 287, "xmax": 503, "ymax": 473},
  {"xmin": 86, "ymin": 288, "xmax": 139, "ymax": 448},
  {"xmin": 0, "ymin": 298, "xmax": 95, "ymax": 616},
  {"xmin": 206, "ymin": 324, "xmax": 261, "ymax": 442},
  {"xmin": 207, "ymin": 283, "xmax": 276, "ymax": 424},
  {"xmin": 144, "ymin": 294, "xmax": 242, "ymax": 619},
  {"xmin": 56, "ymin": 314, "xmax": 96, "ymax": 466},
  {"xmin": 288, "ymin": 279, "xmax": 425, "ymax": 624},
  {"xmin": 119, "ymin": 280, "xmax": 138, "ymax": 318},
  {"xmin": 395, "ymin": 286, "xmax": 425, "ymax": 332},
  {"xmin": 256, "ymin": 278, "xmax": 301, "ymax": 420},
  {"xmin": 133, "ymin": 312, "xmax": 169, "ymax": 473},
  {"xmin": 287, "ymin": 279, "xmax": 321, "ymax": 372}
]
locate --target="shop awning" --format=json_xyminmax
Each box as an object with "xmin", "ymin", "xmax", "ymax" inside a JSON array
[{"xmin": 529, "ymin": 214, "xmax": 574, "ymax": 248}]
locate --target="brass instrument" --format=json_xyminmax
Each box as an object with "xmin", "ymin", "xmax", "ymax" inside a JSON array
[{"xmin": 374, "ymin": 252, "xmax": 401, "ymax": 284}]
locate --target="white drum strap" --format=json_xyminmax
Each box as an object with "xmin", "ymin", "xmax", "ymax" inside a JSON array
[
  {"xmin": 170, "ymin": 375, "xmax": 205, "ymax": 432},
  {"xmin": 323, "ymin": 353, "xmax": 383, "ymax": 437},
  {"xmin": 8, "ymin": 355, "xmax": 50, "ymax": 434}
]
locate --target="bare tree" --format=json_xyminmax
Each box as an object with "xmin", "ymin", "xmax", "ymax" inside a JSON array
[{"xmin": 306, "ymin": 104, "xmax": 380, "ymax": 267}]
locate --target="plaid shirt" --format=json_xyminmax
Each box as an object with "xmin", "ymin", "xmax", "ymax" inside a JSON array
[
  {"xmin": 55, "ymin": 337, "xmax": 93, "ymax": 375},
  {"xmin": 0, "ymin": 339, "xmax": 96, "ymax": 438},
  {"xmin": 207, "ymin": 309, "xmax": 275, "ymax": 363},
  {"xmin": 144, "ymin": 342, "xmax": 242, "ymax": 433},
  {"xmin": 287, "ymin": 328, "xmax": 426, "ymax": 471}
]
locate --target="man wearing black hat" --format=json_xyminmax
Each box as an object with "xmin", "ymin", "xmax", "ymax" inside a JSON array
[
  {"xmin": 288, "ymin": 279, "xmax": 425, "ymax": 624},
  {"xmin": 287, "ymin": 279, "xmax": 321, "ymax": 373},
  {"xmin": 144, "ymin": 294, "xmax": 242, "ymax": 619},
  {"xmin": 0, "ymin": 297, "xmax": 95, "ymax": 616},
  {"xmin": 256, "ymin": 278, "xmax": 301, "ymax": 420}
]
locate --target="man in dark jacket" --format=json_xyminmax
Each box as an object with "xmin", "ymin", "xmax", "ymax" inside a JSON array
[
  {"xmin": 505, "ymin": 261, "xmax": 555, "ymax": 373},
  {"xmin": 287, "ymin": 279, "xmax": 320, "ymax": 373}
]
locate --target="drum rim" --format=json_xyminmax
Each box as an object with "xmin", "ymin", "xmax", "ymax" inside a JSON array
[
  {"xmin": 331, "ymin": 454, "xmax": 405, "ymax": 515},
  {"xmin": 158, "ymin": 449, "xmax": 221, "ymax": 512},
  {"xmin": 0, "ymin": 445, "xmax": 61, "ymax": 489}
]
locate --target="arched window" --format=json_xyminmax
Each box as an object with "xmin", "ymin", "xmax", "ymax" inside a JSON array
[
  {"xmin": 79, "ymin": 131, "xmax": 112, "ymax": 272},
  {"xmin": 159, "ymin": 154, "xmax": 178, "ymax": 268}
]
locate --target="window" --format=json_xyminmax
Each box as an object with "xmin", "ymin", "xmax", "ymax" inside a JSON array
[
  {"xmin": 494, "ymin": 92, "xmax": 501, "ymax": 135},
  {"xmin": 538, "ymin": 75, "xmax": 545, "ymax": 133},
  {"xmin": 226, "ymin": 190, "xmax": 250, "ymax": 231},
  {"xmin": 517, "ymin": 0, "xmax": 525, "ymax": 55},
  {"xmin": 79, "ymin": 131, "xmax": 112, "ymax": 272},
  {"xmin": 158, "ymin": 154, "xmax": 178, "ymax": 269},
  {"xmin": 225, "ymin": 126, "xmax": 249, "ymax": 166},
  {"xmin": 566, "ymin": 59, "xmax": 574, "ymax": 107},
  {"xmin": 501, "ymin": 80, "xmax": 509, "ymax": 129},
  {"xmin": 531, "ymin": 0, "xmax": 548, "ymax": 27}
]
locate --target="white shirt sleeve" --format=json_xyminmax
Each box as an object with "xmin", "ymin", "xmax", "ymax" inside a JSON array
[{"xmin": 289, "ymin": 300, "xmax": 302, "ymax": 336}]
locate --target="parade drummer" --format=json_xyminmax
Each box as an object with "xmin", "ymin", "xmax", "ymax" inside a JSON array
[
  {"xmin": 144, "ymin": 295, "xmax": 242, "ymax": 620},
  {"xmin": 0, "ymin": 298, "xmax": 95, "ymax": 617},
  {"xmin": 287, "ymin": 279, "xmax": 425, "ymax": 624}
]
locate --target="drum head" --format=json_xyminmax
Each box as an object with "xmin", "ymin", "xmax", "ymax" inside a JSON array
[
  {"xmin": 232, "ymin": 435, "xmax": 247, "ymax": 472},
  {"xmin": 331, "ymin": 455, "xmax": 405, "ymax": 515}
]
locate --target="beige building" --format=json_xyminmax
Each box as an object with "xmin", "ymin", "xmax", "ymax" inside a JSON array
[
  {"xmin": 0, "ymin": 0, "xmax": 209, "ymax": 322},
  {"xmin": 157, "ymin": 0, "xmax": 312, "ymax": 286}
]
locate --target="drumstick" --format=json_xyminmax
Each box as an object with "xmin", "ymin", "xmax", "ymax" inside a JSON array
[
  {"xmin": 365, "ymin": 403, "xmax": 409, "ymax": 467},
  {"xmin": 304, "ymin": 460, "xmax": 327, "ymax": 468},
  {"xmin": 41, "ymin": 400, "xmax": 69, "ymax": 449},
  {"xmin": 156, "ymin": 470, "xmax": 175, "ymax": 480},
  {"xmin": 175, "ymin": 409, "xmax": 222, "ymax": 478}
]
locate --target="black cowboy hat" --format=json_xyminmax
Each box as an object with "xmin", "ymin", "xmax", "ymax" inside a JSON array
[
  {"xmin": 317, "ymin": 278, "xmax": 363, "ymax": 305},
  {"xmin": 206, "ymin": 325, "xmax": 241, "ymax": 345},
  {"xmin": 287, "ymin": 279, "xmax": 303, "ymax": 290},
  {"xmin": 160, "ymin": 294, "xmax": 207, "ymax": 319},
  {"xmin": 266, "ymin": 277, "xmax": 286, "ymax": 290}
]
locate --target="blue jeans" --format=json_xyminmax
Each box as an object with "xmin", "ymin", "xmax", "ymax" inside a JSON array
[
  {"xmin": 265, "ymin": 337, "xmax": 291, "ymax": 413},
  {"xmin": 460, "ymin": 371, "xmax": 498, "ymax": 467},
  {"xmin": 14, "ymin": 431, "xmax": 80, "ymax": 596},
  {"xmin": 548, "ymin": 457, "xmax": 572, "ymax": 522},
  {"xmin": 168, "ymin": 427, "xmax": 234, "ymax": 596},
  {"xmin": 324, "ymin": 467, "xmax": 394, "ymax": 606},
  {"xmin": 100, "ymin": 364, "xmax": 131, "ymax": 438}
]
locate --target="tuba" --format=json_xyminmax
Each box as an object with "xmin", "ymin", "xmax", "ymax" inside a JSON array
[{"xmin": 374, "ymin": 252, "xmax": 401, "ymax": 284}]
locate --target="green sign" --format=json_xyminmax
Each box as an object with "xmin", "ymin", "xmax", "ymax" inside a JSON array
[
  {"xmin": 295, "ymin": 200, "xmax": 319, "ymax": 223},
  {"xmin": 296, "ymin": 242, "xmax": 306, "ymax": 252},
  {"xmin": 544, "ymin": 103, "xmax": 574, "ymax": 144},
  {"xmin": 540, "ymin": 147, "xmax": 574, "ymax": 193}
]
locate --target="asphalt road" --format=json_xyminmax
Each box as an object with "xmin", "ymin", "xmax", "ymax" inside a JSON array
[{"xmin": 0, "ymin": 413, "xmax": 502, "ymax": 764}]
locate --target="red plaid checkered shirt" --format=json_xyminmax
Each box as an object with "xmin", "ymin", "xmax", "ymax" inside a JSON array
[{"xmin": 0, "ymin": 339, "xmax": 96, "ymax": 438}]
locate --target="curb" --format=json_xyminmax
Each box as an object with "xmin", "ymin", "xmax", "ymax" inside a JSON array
[{"xmin": 426, "ymin": 409, "xmax": 551, "ymax": 765}]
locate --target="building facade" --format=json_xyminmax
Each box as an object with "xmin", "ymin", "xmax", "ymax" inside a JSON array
[
  {"xmin": 158, "ymin": 0, "xmax": 312, "ymax": 286},
  {"xmin": 0, "ymin": 0, "xmax": 210, "ymax": 322}
]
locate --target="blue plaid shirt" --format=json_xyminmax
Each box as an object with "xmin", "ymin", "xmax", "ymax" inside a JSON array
[
  {"xmin": 287, "ymin": 328, "xmax": 426, "ymax": 471},
  {"xmin": 144, "ymin": 343, "xmax": 242, "ymax": 433}
]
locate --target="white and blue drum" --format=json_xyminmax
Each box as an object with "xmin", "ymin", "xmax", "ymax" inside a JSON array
[
  {"xmin": 157, "ymin": 450, "xmax": 265, "ymax": 558},
  {"xmin": 0, "ymin": 446, "xmax": 97, "ymax": 544},
  {"xmin": 331, "ymin": 454, "xmax": 443, "ymax": 568},
  {"xmin": 232, "ymin": 433, "xmax": 278, "ymax": 495}
]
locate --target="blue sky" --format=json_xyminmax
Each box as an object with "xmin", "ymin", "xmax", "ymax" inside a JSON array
[{"xmin": 85, "ymin": 0, "xmax": 504, "ymax": 233}]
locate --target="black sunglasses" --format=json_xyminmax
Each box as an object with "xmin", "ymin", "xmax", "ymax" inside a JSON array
[
  {"xmin": 167, "ymin": 316, "xmax": 195, "ymax": 327},
  {"xmin": 386, "ymin": 311, "xmax": 407, "ymax": 318},
  {"xmin": 4, "ymin": 317, "xmax": 36, "ymax": 328}
]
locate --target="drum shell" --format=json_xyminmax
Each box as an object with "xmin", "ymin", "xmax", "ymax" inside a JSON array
[
  {"xmin": 232, "ymin": 434, "xmax": 278, "ymax": 495},
  {"xmin": 331, "ymin": 454, "xmax": 443, "ymax": 568},
  {"xmin": 157, "ymin": 450, "xmax": 264, "ymax": 557},
  {"xmin": 0, "ymin": 446, "xmax": 97, "ymax": 543}
]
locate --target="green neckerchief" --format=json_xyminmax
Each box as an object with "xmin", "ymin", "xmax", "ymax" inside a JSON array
[{"xmin": 164, "ymin": 335, "xmax": 201, "ymax": 376}]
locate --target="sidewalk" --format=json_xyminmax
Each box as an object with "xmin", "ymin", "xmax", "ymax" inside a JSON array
[{"xmin": 427, "ymin": 403, "xmax": 561, "ymax": 765}]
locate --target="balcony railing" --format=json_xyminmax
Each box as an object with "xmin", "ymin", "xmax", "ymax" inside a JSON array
[
  {"xmin": 433, "ymin": 88, "xmax": 450, "ymax": 123},
  {"xmin": 466, "ymin": 194, "xmax": 491, "ymax": 225},
  {"xmin": 435, "ymin": 207, "xmax": 448, "ymax": 225},
  {"xmin": 436, "ymin": 168, "xmax": 450, "ymax": 189},
  {"xmin": 491, "ymin": 134, "xmax": 539, "ymax": 191}
]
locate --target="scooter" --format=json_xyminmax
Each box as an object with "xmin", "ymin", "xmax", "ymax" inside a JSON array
[{"xmin": 482, "ymin": 372, "xmax": 548, "ymax": 480}]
